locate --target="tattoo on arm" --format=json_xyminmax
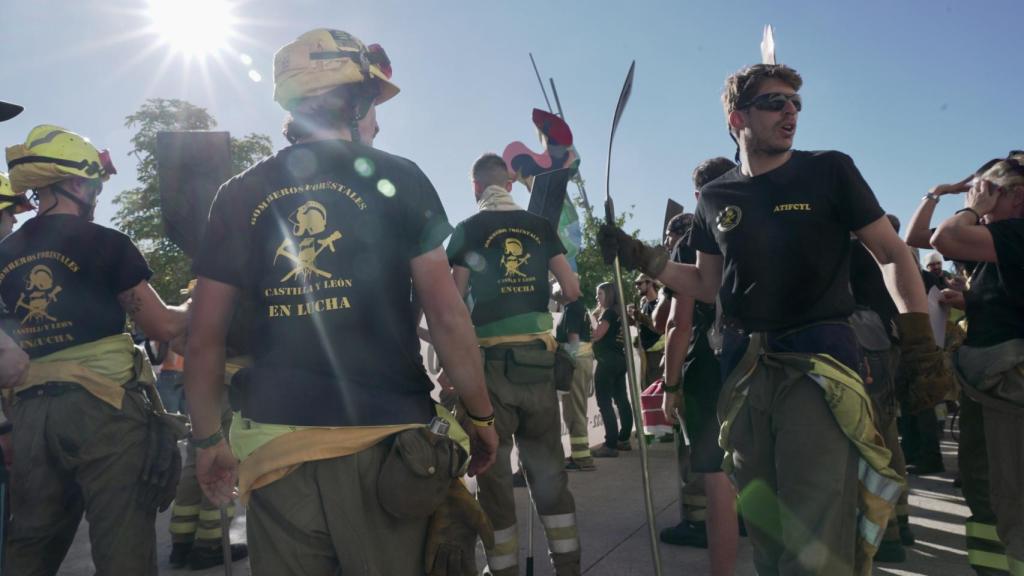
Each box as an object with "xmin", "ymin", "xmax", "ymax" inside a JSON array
[{"xmin": 118, "ymin": 290, "xmax": 143, "ymax": 319}]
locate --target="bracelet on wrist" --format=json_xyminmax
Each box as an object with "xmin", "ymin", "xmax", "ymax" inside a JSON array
[
  {"xmin": 464, "ymin": 407, "xmax": 496, "ymax": 428},
  {"xmin": 955, "ymin": 207, "xmax": 982, "ymax": 224},
  {"xmin": 190, "ymin": 429, "xmax": 224, "ymax": 449},
  {"xmin": 661, "ymin": 382, "xmax": 681, "ymax": 393},
  {"xmin": 924, "ymin": 192, "xmax": 940, "ymax": 203}
]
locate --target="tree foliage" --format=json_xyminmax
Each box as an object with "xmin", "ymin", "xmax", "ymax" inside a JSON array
[
  {"xmin": 112, "ymin": 99, "xmax": 272, "ymax": 303},
  {"xmin": 572, "ymin": 194, "xmax": 639, "ymax": 311}
]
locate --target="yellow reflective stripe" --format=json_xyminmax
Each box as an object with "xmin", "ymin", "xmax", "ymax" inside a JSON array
[
  {"xmin": 195, "ymin": 527, "xmax": 223, "ymax": 540},
  {"xmin": 682, "ymin": 494, "xmax": 707, "ymax": 506},
  {"xmin": 169, "ymin": 521, "xmax": 197, "ymax": 534},
  {"xmin": 198, "ymin": 506, "xmax": 235, "ymax": 522},
  {"xmin": 1009, "ymin": 554, "xmax": 1024, "ymax": 576},
  {"xmin": 493, "ymin": 525, "xmax": 517, "ymax": 544},
  {"xmin": 968, "ymin": 549, "xmax": 1010, "ymax": 571},
  {"xmin": 487, "ymin": 553, "xmax": 518, "ymax": 571},
  {"xmin": 548, "ymin": 536, "xmax": 580, "ymax": 554},
  {"xmin": 571, "ymin": 449, "xmax": 591, "ymax": 459},
  {"xmin": 539, "ymin": 513, "xmax": 576, "ymax": 529},
  {"xmin": 570, "ymin": 436, "xmax": 589, "ymax": 444},
  {"xmin": 967, "ymin": 521, "xmax": 1003, "ymax": 542},
  {"xmin": 858, "ymin": 459, "xmax": 902, "ymax": 504},
  {"xmin": 545, "ymin": 525, "xmax": 577, "ymax": 541},
  {"xmin": 171, "ymin": 504, "xmax": 201, "ymax": 517}
]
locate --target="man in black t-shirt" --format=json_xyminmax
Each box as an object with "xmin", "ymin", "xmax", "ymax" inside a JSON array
[
  {"xmin": 185, "ymin": 29, "xmax": 498, "ymax": 575},
  {"xmin": 0, "ymin": 170, "xmax": 31, "ymax": 388},
  {"xmin": 601, "ymin": 64, "xmax": 946, "ymax": 574},
  {"xmin": 629, "ymin": 273, "xmax": 663, "ymax": 385},
  {"xmin": 1, "ymin": 124, "xmax": 189, "ymax": 575},
  {"xmin": 557, "ymin": 297, "xmax": 595, "ymax": 472},
  {"xmin": 932, "ymin": 155, "xmax": 1024, "ymax": 574},
  {"xmin": 448, "ymin": 153, "xmax": 582, "ymax": 576}
]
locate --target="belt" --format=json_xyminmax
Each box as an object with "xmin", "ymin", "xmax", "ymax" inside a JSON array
[
  {"xmin": 16, "ymin": 381, "xmax": 81, "ymax": 399},
  {"xmin": 483, "ymin": 341, "xmax": 545, "ymax": 361}
]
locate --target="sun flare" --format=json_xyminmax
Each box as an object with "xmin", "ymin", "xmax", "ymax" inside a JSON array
[{"xmin": 147, "ymin": 0, "xmax": 237, "ymax": 57}]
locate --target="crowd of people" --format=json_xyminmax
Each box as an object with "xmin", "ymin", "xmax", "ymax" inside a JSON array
[{"xmin": 0, "ymin": 24, "xmax": 1020, "ymax": 576}]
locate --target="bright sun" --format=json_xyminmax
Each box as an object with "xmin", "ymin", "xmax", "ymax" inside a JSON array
[{"xmin": 148, "ymin": 0, "xmax": 237, "ymax": 57}]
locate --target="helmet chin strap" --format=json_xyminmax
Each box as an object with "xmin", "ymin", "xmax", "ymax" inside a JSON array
[{"xmin": 54, "ymin": 185, "xmax": 97, "ymax": 220}]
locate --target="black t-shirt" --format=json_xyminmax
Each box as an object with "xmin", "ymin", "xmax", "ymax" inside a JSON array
[
  {"xmin": 963, "ymin": 219, "xmax": 1024, "ymax": 347},
  {"xmin": 638, "ymin": 298, "xmax": 660, "ymax": 350},
  {"xmin": 689, "ymin": 150, "xmax": 884, "ymax": 332},
  {"xmin": 447, "ymin": 210, "xmax": 565, "ymax": 330},
  {"xmin": 671, "ymin": 238, "xmax": 716, "ymax": 355},
  {"xmin": 556, "ymin": 299, "xmax": 591, "ymax": 344},
  {"xmin": 192, "ymin": 139, "xmax": 451, "ymax": 427},
  {"xmin": 0, "ymin": 215, "xmax": 151, "ymax": 358},
  {"xmin": 849, "ymin": 240, "xmax": 898, "ymax": 332},
  {"xmin": 593, "ymin": 308, "xmax": 625, "ymax": 361}
]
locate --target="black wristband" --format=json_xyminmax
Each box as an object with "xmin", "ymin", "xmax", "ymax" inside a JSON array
[
  {"xmin": 955, "ymin": 207, "xmax": 981, "ymax": 224},
  {"xmin": 190, "ymin": 429, "xmax": 224, "ymax": 449}
]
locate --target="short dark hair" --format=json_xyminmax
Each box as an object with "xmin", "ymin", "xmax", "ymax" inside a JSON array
[
  {"xmin": 667, "ymin": 212, "xmax": 694, "ymax": 235},
  {"xmin": 722, "ymin": 64, "xmax": 803, "ymax": 117},
  {"xmin": 886, "ymin": 214, "xmax": 901, "ymax": 233},
  {"xmin": 692, "ymin": 157, "xmax": 737, "ymax": 189},
  {"xmin": 471, "ymin": 153, "xmax": 510, "ymax": 189}
]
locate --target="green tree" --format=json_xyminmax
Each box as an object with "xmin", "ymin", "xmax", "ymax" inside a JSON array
[
  {"xmin": 573, "ymin": 195, "xmax": 639, "ymax": 311},
  {"xmin": 112, "ymin": 99, "xmax": 272, "ymax": 303}
]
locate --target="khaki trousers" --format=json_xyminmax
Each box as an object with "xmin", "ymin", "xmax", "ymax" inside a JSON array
[
  {"xmin": 7, "ymin": 386, "xmax": 157, "ymax": 576},
  {"xmin": 478, "ymin": 344, "xmax": 581, "ymax": 576},
  {"xmin": 982, "ymin": 402, "xmax": 1024, "ymax": 573},
  {"xmin": 561, "ymin": 351, "xmax": 594, "ymax": 464},
  {"xmin": 731, "ymin": 376, "xmax": 859, "ymax": 576},
  {"xmin": 246, "ymin": 442, "xmax": 428, "ymax": 576}
]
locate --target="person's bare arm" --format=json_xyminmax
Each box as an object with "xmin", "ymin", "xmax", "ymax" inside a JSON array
[
  {"xmin": 0, "ymin": 329, "xmax": 28, "ymax": 389},
  {"xmin": 906, "ymin": 178, "xmax": 972, "ymax": 248},
  {"xmin": 117, "ymin": 280, "xmax": 188, "ymax": 342},
  {"xmin": 662, "ymin": 292, "xmax": 695, "ymax": 419},
  {"xmin": 855, "ymin": 216, "xmax": 928, "ymax": 314},
  {"xmin": 413, "ymin": 248, "xmax": 496, "ymax": 475},
  {"xmin": 184, "ymin": 277, "xmax": 239, "ymax": 505},
  {"xmin": 930, "ymin": 180, "xmax": 1001, "ymax": 263},
  {"xmin": 655, "ymin": 252, "xmax": 723, "ymax": 304},
  {"xmin": 548, "ymin": 254, "xmax": 580, "ymax": 303},
  {"xmin": 651, "ymin": 288, "xmax": 673, "ymax": 334},
  {"xmin": 452, "ymin": 265, "xmax": 471, "ymax": 299}
]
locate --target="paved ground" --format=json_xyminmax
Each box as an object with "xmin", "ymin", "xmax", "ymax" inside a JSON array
[{"xmin": 56, "ymin": 432, "xmax": 971, "ymax": 575}]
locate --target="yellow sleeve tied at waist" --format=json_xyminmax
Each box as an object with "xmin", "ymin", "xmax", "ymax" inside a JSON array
[
  {"xmin": 230, "ymin": 404, "xmax": 470, "ymax": 504},
  {"xmin": 716, "ymin": 333, "xmax": 904, "ymax": 576},
  {"xmin": 11, "ymin": 334, "xmax": 154, "ymax": 410}
]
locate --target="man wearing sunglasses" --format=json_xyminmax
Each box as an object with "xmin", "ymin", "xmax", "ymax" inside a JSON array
[{"xmin": 601, "ymin": 63, "xmax": 947, "ymax": 574}]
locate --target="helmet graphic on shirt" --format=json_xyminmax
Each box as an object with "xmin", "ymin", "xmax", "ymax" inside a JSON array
[
  {"xmin": 15, "ymin": 264, "xmax": 62, "ymax": 324},
  {"xmin": 274, "ymin": 200, "xmax": 342, "ymax": 283},
  {"xmin": 716, "ymin": 205, "xmax": 742, "ymax": 232},
  {"xmin": 500, "ymin": 237, "xmax": 531, "ymax": 279}
]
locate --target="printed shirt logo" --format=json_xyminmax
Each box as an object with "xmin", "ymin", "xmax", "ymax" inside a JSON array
[
  {"xmin": 773, "ymin": 202, "xmax": 812, "ymax": 213},
  {"xmin": 16, "ymin": 265, "xmax": 61, "ymax": 324},
  {"xmin": 500, "ymin": 238, "xmax": 531, "ymax": 279},
  {"xmin": 716, "ymin": 205, "xmax": 742, "ymax": 232},
  {"xmin": 273, "ymin": 200, "xmax": 343, "ymax": 283}
]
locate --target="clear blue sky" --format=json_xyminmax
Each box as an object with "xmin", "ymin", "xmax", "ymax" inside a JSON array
[{"xmin": 2, "ymin": 0, "xmax": 1022, "ymax": 246}]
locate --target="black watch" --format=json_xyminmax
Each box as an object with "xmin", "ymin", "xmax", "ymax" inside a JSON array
[{"xmin": 190, "ymin": 429, "xmax": 224, "ymax": 449}]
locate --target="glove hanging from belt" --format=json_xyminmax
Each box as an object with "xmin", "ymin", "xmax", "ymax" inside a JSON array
[
  {"xmin": 424, "ymin": 479, "xmax": 495, "ymax": 576},
  {"xmin": 895, "ymin": 312, "xmax": 955, "ymax": 414},
  {"xmin": 598, "ymin": 224, "xmax": 669, "ymax": 277},
  {"xmin": 138, "ymin": 409, "xmax": 187, "ymax": 512}
]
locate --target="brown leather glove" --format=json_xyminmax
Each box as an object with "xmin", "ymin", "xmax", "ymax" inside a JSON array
[
  {"xmin": 424, "ymin": 479, "xmax": 495, "ymax": 576},
  {"xmin": 896, "ymin": 312, "xmax": 955, "ymax": 414},
  {"xmin": 138, "ymin": 411, "xmax": 187, "ymax": 512},
  {"xmin": 598, "ymin": 224, "xmax": 669, "ymax": 277}
]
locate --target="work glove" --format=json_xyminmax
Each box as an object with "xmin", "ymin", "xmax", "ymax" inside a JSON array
[
  {"xmin": 598, "ymin": 224, "xmax": 669, "ymax": 277},
  {"xmin": 424, "ymin": 479, "xmax": 495, "ymax": 576},
  {"xmin": 138, "ymin": 412, "xmax": 186, "ymax": 512},
  {"xmin": 895, "ymin": 313, "xmax": 955, "ymax": 414}
]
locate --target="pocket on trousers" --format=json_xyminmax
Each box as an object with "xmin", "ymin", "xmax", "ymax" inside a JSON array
[
  {"xmin": 378, "ymin": 428, "xmax": 461, "ymax": 519},
  {"xmin": 504, "ymin": 348, "xmax": 556, "ymax": 386},
  {"xmin": 553, "ymin": 345, "xmax": 577, "ymax": 392}
]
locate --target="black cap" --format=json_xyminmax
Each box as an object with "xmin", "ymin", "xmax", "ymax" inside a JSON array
[{"xmin": 0, "ymin": 101, "xmax": 23, "ymax": 122}]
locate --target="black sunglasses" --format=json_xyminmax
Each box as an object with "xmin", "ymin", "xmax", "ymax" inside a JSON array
[{"xmin": 737, "ymin": 92, "xmax": 802, "ymax": 113}]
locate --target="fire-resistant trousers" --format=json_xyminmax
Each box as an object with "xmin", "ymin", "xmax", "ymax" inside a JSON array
[
  {"xmin": 673, "ymin": 438, "xmax": 708, "ymax": 524},
  {"xmin": 7, "ymin": 386, "xmax": 158, "ymax": 576},
  {"xmin": 730, "ymin": 376, "xmax": 859, "ymax": 576},
  {"xmin": 478, "ymin": 343, "xmax": 581, "ymax": 576},
  {"xmin": 246, "ymin": 442, "xmax": 428, "ymax": 576},
  {"xmin": 982, "ymin": 401, "xmax": 1024, "ymax": 575},
  {"xmin": 960, "ymin": 393, "xmax": 1010, "ymax": 575},
  {"xmin": 560, "ymin": 350, "xmax": 595, "ymax": 466}
]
